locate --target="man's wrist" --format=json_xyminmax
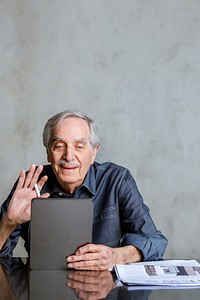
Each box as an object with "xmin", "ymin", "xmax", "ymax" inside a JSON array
[
  {"xmin": 113, "ymin": 245, "xmax": 143, "ymax": 265},
  {"xmin": 2, "ymin": 214, "xmax": 18, "ymax": 228},
  {"xmin": 0, "ymin": 214, "xmax": 17, "ymax": 250}
]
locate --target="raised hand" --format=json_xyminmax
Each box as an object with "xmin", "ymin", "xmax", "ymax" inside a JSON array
[{"xmin": 6, "ymin": 164, "xmax": 49, "ymax": 225}]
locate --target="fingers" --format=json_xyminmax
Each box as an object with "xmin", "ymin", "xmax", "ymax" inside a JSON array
[
  {"xmin": 23, "ymin": 164, "xmax": 43, "ymax": 189},
  {"xmin": 67, "ymin": 254, "xmax": 98, "ymax": 270},
  {"xmin": 15, "ymin": 170, "xmax": 26, "ymax": 190},
  {"xmin": 67, "ymin": 244, "xmax": 113, "ymax": 270},
  {"xmin": 75, "ymin": 244, "xmax": 101, "ymax": 255},
  {"xmin": 67, "ymin": 258, "xmax": 107, "ymax": 271},
  {"xmin": 6, "ymin": 164, "xmax": 49, "ymax": 225},
  {"xmin": 16, "ymin": 164, "xmax": 47, "ymax": 192},
  {"xmin": 34, "ymin": 175, "xmax": 49, "ymax": 198},
  {"xmin": 14, "ymin": 164, "xmax": 50, "ymax": 199},
  {"xmin": 37, "ymin": 175, "xmax": 48, "ymax": 190},
  {"xmin": 68, "ymin": 244, "xmax": 101, "ymax": 264}
]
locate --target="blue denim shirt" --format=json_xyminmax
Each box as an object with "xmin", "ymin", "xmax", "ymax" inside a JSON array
[{"xmin": 0, "ymin": 162, "xmax": 167, "ymax": 260}]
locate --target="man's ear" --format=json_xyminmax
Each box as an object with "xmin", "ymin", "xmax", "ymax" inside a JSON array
[
  {"xmin": 95, "ymin": 145, "xmax": 100, "ymax": 154},
  {"xmin": 46, "ymin": 149, "xmax": 50, "ymax": 163},
  {"xmin": 91, "ymin": 145, "xmax": 100, "ymax": 163}
]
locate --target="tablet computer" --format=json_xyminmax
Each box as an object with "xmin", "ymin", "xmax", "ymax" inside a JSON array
[{"xmin": 30, "ymin": 198, "xmax": 93, "ymax": 270}]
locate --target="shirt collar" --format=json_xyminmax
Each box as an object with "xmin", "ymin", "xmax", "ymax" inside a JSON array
[
  {"xmin": 80, "ymin": 164, "xmax": 96, "ymax": 196},
  {"xmin": 42, "ymin": 164, "xmax": 96, "ymax": 197}
]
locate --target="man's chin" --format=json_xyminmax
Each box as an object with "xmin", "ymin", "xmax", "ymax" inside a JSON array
[{"xmin": 58, "ymin": 175, "xmax": 83, "ymax": 185}]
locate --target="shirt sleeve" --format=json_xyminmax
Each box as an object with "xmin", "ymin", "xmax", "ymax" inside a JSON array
[
  {"xmin": 0, "ymin": 257, "xmax": 28, "ymax": 298},
  {"xmin": 0, "ymin": 183, "xmax": 22, "ymax": 257},
  {"xmin": 0, "ymin": 236, "xmax": 20, "ymax": 257},
  {"xmin": 118, "ymin": 170, "xmax": 168, "ymax": 261}
]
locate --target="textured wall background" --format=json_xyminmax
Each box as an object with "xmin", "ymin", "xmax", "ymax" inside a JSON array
[{"xmin": 1, "ymin": 0, "xmax": 200, "ymax": 258}]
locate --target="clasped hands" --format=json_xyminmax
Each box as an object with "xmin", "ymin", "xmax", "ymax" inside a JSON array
[{"xmin": 67, "ymin": 243, "xmax": 119, "ymax": 271}]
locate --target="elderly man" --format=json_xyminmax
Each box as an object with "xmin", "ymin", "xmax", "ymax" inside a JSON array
[{"xmin": 0, "ymin": 110, "xmax": 167, "ymax": 270}]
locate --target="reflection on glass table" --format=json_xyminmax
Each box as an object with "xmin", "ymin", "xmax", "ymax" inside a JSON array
[{"xmin": 0, "ymin": 258, "xmax": 200, "ymax": 300}]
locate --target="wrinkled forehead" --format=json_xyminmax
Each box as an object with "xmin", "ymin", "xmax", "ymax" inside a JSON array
[
  {"xmin": 57, "ymin": 117, "xmax": 90, "ymax": 134},
  {"xmin": 51, "ymin": 117, "xmax": 91, "ymax": 144}
]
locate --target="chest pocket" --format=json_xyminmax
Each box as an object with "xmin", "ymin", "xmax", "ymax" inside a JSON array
[{"xmin": 92, "ymin": 206, "xmax": 121, "ymax": 246}]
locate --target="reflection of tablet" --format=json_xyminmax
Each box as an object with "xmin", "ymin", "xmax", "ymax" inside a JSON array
[
  {"xmin": 30, "ymin": 270, "xmax": 79, "ymax": 299},
  {"xmin": 30, "ymin": 198, "xmax": 93, "ymax": 270}
]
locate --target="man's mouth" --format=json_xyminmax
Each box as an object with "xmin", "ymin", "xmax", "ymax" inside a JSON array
[
  {"xmin": 59, "ymin": 160, "xmax": 80, "ymax": 169},
  {"xmin": 61, "ymin": 165, "xmax": 77, "ymax": 170}
]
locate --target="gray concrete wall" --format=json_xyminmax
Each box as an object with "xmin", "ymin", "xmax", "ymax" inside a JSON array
[{"xmin": 1, "ymin": 0, "xmax": 200, "ymax": 258}]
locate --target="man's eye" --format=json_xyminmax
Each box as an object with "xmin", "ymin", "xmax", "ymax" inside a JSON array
[
  {"xmin": 75, "ymin": 144, "xmax": 85, "ymax": 150},
  {"xmin": 54, "ymin": 144, "xmax": 64, "ymax": 150}
]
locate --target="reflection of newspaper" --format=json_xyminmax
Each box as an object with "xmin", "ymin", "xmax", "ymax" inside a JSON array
[{"xmin": 114, "ymin": 260, "xmax": 200, "ymax": 286}]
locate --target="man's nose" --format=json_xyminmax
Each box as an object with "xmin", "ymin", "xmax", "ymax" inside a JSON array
[{"xmin": 63, "ymin": 147, "xmax": 75, "ymax": 161}]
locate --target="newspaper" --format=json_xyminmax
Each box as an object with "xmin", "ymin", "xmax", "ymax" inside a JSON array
[{"xmin": 114, "ymin": 260, "xmax": 200, "ymax": 286}]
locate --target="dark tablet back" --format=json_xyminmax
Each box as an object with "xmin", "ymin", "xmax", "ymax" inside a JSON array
[{"xmin": 30, "ymin": 198, "xmax": 93, "ymax": 270}]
